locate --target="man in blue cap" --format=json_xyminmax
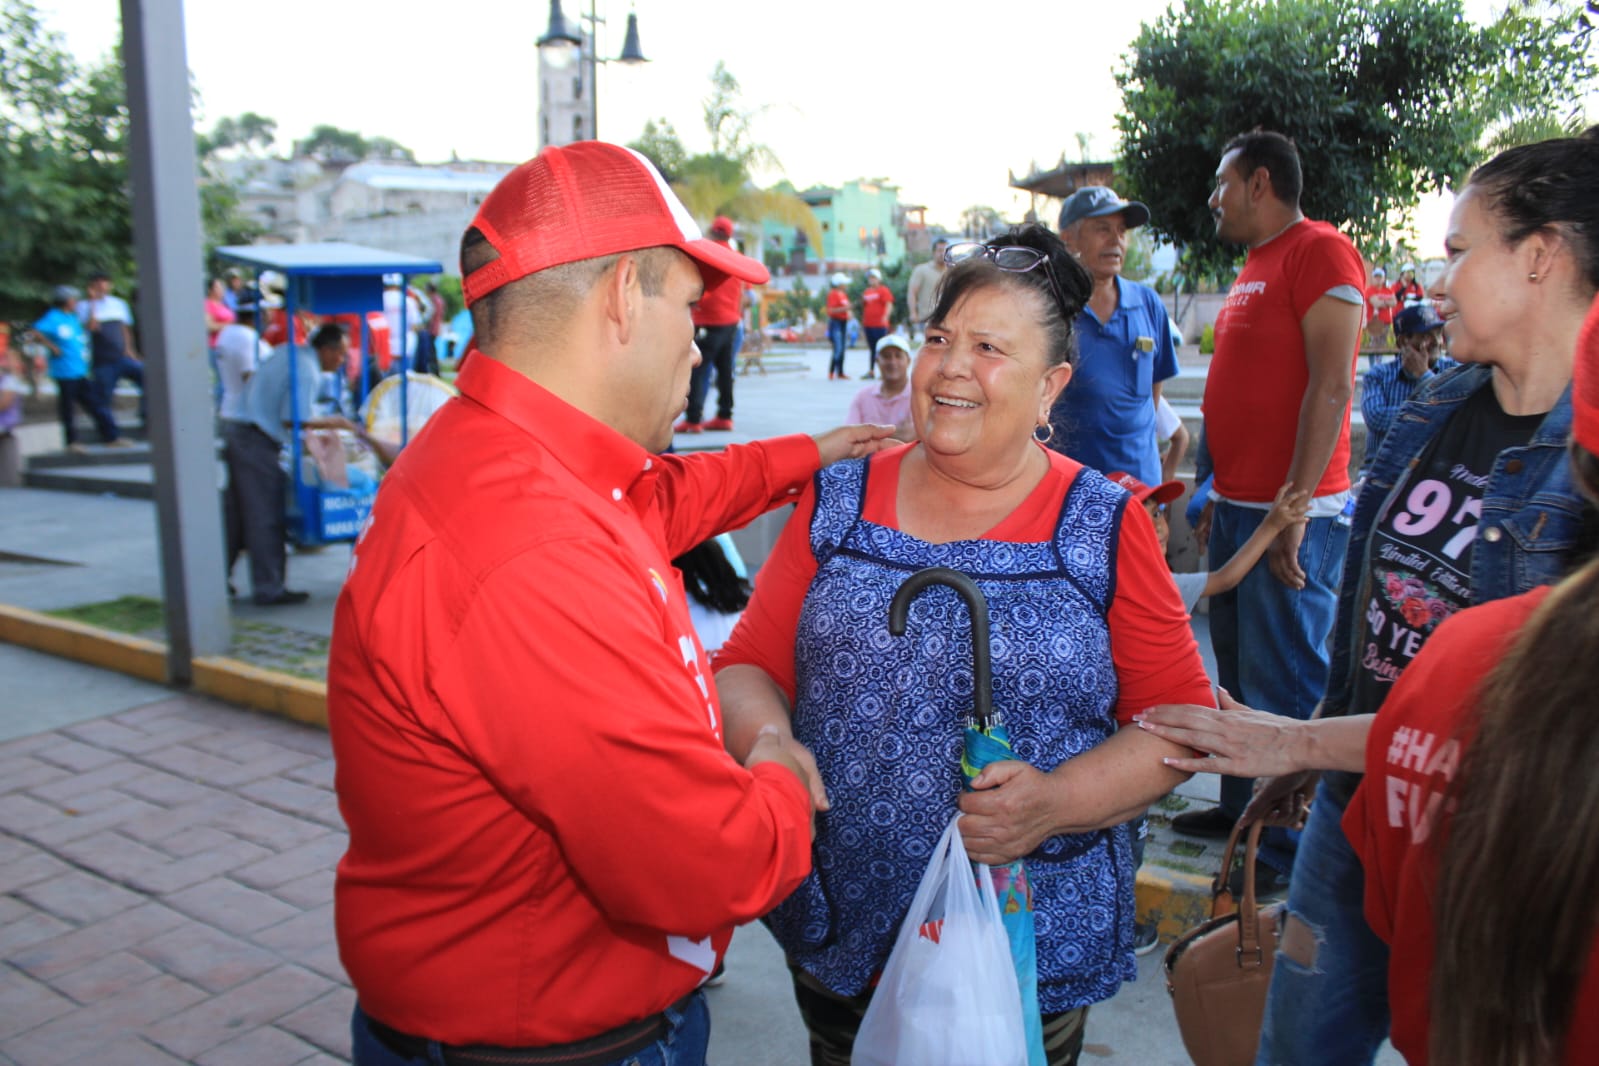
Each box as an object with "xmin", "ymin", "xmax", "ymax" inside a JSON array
[
  {"xmin": 1359, "ymin": 300, "xmax": 1456, "ymax": 472},
  {"xmin": 1046, "ymin": 186, "xmax": 1179, "ymax": 488}
]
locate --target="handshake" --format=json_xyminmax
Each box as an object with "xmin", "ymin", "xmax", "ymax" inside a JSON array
[{"xmin": 745, "ymin": 725, "xmax": 831, "ymax": 813}]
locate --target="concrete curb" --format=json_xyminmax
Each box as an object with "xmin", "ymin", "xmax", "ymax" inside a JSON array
[
  {"xmin": 0, "ymin": 603, "xmax": 169, "ymax": 682},
  {"xmin": 192, "ymin": 656, "xmax": 328, "ymax": 728},
  {"xmin": 1136, "ymin": 864, "xmax": 1217, "ymax": 945},
  {"xmin": 0, "ymin": 603, "xmax": 328, "ymax": 728}
]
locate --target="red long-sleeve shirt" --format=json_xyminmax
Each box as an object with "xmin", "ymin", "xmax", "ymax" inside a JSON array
[{"xmin": 328, "ymin": 354, "xmax": 815, "ymax": 1046}]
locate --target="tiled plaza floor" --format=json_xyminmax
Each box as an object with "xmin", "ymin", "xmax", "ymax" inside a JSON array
[{"xmin": 0, "ymin": 694, "xmax": 352, "ymax": 1065}]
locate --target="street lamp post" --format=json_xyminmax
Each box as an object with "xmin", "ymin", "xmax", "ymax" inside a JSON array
[{"xmin": 536, "ymin": 0, "xmax": 647, "ymax": 145}]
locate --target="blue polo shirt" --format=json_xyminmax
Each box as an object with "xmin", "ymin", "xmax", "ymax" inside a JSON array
[
  {"xmin": 32, "ymin": 308, "xmax": 90, "ymax": 380},
  {"xmin": 1047, "ymin": 276, "xmax": 1178, "ymax": 485},
  {"xmin": 241, "ymin": 345, "xmax": 322, "ymax": 444}
]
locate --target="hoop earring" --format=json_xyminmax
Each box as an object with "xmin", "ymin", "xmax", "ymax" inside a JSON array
[{"xmin": 1034, "ymin": 422, "xmax": 1055, "ymax": 445}]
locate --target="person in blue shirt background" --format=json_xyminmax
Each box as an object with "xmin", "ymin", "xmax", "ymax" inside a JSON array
[
  {"xmin": 1047, "ymin": 187, "xmax": 1180, "ymax": 486},
  {"xmin": 30, "ymin": 285, "xmax": 121, "ymax": 450},
  {"xmin": 1359, "ymin": 301, "xmax": 1458, "ymax": 476}
]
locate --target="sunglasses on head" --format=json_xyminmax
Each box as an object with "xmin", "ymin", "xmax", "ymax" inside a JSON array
[{"xmin": 943, "ymin": 242, "xmax": 1070, "ymax": 320}]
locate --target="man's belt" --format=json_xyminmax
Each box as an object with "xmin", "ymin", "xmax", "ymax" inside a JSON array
[{"xmin": 362, "ymin": 994, "xmax": 693, "ymax": 1066}]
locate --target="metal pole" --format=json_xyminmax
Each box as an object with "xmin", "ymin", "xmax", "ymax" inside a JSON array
[
  {"xmin": 588, "ymin": 0, "xmax": 599, "ymax": 138},
  {"xmin": 398, "ymin": 278, "xmax": 410, "ymax": 446},
  {"xmin": 120, "ymin": 0, "xmax": 231, "ymax": 674}
]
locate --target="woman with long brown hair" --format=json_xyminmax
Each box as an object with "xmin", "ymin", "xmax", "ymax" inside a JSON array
[{"xmin": 1341, "ymin": 291, "xmax": 1599, "ymax": 1063}]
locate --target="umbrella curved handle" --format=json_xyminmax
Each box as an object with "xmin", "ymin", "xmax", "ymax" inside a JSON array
[{"xmin": 887, "ymin": 567, "xmax": 993, "ymax": 728}]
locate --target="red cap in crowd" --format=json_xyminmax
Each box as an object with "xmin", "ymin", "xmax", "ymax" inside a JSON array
[
  {"xmin": 461, "ymin": 143, "xmax": 768, "ymax": 307},
  {"xmin": 1577, "ymin": 292, "xmax": 1599, "ymax": 456},
  {"xmin": 1107, "ymin": 471, "xmax": 1185, "ymax": 506},
  {"xmin": 709, "ymin": 215, "xmax": 735, "ymax": 240}
]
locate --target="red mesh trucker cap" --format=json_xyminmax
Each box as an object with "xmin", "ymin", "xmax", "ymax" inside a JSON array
[
  {"xmin": 1107, "ymin": 470, "xmax": 1185, "ymax": 506},
  {"xmin": 462, "ymin": 142, "xmax": 768, "ymax": 307},
  {"xmin": 1576, "ymin": 292, "xmax": 1599, "ymax": 456}
]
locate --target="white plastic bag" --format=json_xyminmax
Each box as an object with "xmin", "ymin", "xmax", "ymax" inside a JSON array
[{"xmin": 853, "ymin": 813, "xmax": 1029, "ymax": 1066}]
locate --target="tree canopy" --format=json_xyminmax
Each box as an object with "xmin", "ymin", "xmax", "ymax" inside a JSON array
[
  {"xmin": 0, "ymin": 0, "xmax": 132, "ymax": 315},
  {"xmin": 628, "ymin": 117, "xmax": 688, "ymax": 181},
  {"xmin": 629, "ymin": 64, "xmax": 821, "ymax": 254},
  {"xmin": 1114, "ymin": 0, "xmax": 1596, "ymax": 274},
  {"xmin": 0, "ymin": 0, "xmax": 270, "ymax": 317},
  {"xmin": 196, "ymin": 110, "xmax": 276, "ymax": 157},
  {"xmin": 294, "ymin": 124, "xmax": 415, "ymax": 165}
]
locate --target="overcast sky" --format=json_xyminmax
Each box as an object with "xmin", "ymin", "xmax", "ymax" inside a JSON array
[
  {"xmin": 42, "ymin": 0, "xmax": 1543, "ymax": 250},
  {"xmin": 36, "ymin": 0, "xmax": 1259, "ymax": 227}
]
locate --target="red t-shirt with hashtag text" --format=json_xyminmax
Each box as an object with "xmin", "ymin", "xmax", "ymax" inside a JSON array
[{"xmin": 1344, "ymin": 586, "xmax": 1599, "ymax": 1064}]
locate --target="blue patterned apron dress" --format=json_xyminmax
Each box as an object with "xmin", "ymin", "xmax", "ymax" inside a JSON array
[{"xmin": 765, "ymin": 456, "xmax": 1139, "ymax": 1013}]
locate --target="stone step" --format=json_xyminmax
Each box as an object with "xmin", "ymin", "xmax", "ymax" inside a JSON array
[
  {"xmin": 23, "ymin": 463, "xmax": 160, "ymax": 500},
  {"xmin": 26, "ymin": 442, "xmax": 156, "ymax": 469},
  {"xmin": 22, "ymin": 458, "xmax": 227, "ymax": 500}
]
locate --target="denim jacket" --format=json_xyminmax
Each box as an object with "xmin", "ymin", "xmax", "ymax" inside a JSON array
[{"xmin": 1323, "ymin": 363, "xmax": 1582, "ymax": 721}]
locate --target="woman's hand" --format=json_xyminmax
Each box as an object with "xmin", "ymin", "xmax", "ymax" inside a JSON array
[
  {"xmin": 956, "ymin": 761, "xmax": 1062, "ymax": 865},
  {"xmin": 812, "ymin": 424, "xmax": 899, "ymax": 465},
  {"xmin": 1133, "ymin": 689, "xmax": 1309, "ymax": 777}
]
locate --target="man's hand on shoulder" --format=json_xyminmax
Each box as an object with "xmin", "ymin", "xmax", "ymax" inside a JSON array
[{"xmin": 812, "ymin": 423, "xmax": 899, "ymax": 465}]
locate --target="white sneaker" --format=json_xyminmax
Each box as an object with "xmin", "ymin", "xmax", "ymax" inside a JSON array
[{"xmin": 1133, "ymin": 921, "xmax": 1160, "ymax": 956}]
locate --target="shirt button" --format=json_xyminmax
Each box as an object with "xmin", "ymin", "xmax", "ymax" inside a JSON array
[
  {"xmin": 1503, "ymin": 459, "xmax": 1523, "ymax": 474},
  {"xmin": 611, "ymin": 488, "xmax": 623, "ymax": 502},
  {"xmin": 1482, "ymin": 525, "xmax": 1502, "ymax": 543},
  {"xmin": 643, "ymin": 458, "xmax": 653, "ymax": 471}
]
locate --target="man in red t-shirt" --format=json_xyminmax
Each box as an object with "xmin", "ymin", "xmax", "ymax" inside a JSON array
[
  {"xmin": 859, "ymin": 268, "xmax": 894, "ymax": 379},
  {"xmin": 825, "ymin": 272, "xmax": 852, "ymax": 380},
  {"xmin": 1364, "ymin": 265, "xmax": 1396, "ymax": 347},
  {"xmin": 1388, "ymin": 262, "xmax": 1424, "ymax": 310},
  {"xmin": 676, "ymin": 215, "xmax": 744, "ymax": 433},
  {"xmin": 1175, "ymin": 131, "xmax": 1365, "ymax": 865},
  {"xmin": 328, "ymin": 143, "xmax": 895, "ymax": 1064}
]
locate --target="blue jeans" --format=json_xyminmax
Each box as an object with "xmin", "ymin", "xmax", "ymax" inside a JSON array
[
  {"xmin": 1208, "ymin": 501, "xmax": 1348, "ymax": 871},
  {"xmin": 864, "ymin": 326, "xmax": 887, "ymax": 374},
  {"xmin": 55, "ymin": 376, "xmax": 119, "ymax": 445},
  {"xmin": 351, "ymin": 993, "xmax": 710, "ymax": 1066},
  {"xmin": 1255, "ymin": 782, "xmax": 1390, "ymax": 1065},
  {"xmin": 685, "ymin": 324, "xmax": 737, "ymax": 423},
  {"xmin": 92, "ymin": 356, "xmax": 144, "ymax": 425},
  {"xmin": 827, "ymin": 318, "xmax": 848, "ymax": 376}
]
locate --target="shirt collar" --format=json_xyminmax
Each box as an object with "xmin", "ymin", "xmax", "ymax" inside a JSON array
[
  {"xmin": 455, "ymin": 352, "xmax": 658, "ymax": 500},
  {"xmin": 1080, "ymin": 275, "xmax": 1129, "ymax": 329}
]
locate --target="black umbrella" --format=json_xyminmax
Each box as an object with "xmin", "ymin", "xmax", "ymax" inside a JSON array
[{"xmin": 889, "ymin": 566, "xmax": 1046, "ymax": 1066}]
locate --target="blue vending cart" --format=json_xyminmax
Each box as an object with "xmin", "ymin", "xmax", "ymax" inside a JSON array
[{"xmin": 216, "ymin": 242, "xmax": 444, "ymax": 546}]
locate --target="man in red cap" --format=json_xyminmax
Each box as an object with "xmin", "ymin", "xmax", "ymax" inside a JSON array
[
  {"xmin": 676, "ymin": 214, "xmax": 744, "ymax": 433},
  {"xmin": 327, "ymin": 142, "xmax": 894, "ymax": 1066}
]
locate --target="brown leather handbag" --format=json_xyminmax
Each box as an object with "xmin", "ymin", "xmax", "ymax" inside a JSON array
[{"xmin": 1162, "ymin": 819, "xmax": 1285, "ymax": 1066}]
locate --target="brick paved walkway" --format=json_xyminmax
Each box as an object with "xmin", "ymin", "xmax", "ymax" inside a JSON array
[{"xmin": 0, "ymin": 694, "xmax": 353, "ymax": 1065}]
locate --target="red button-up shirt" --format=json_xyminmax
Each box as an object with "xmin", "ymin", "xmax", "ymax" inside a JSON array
[{"xmin": 329, "ymin": 353, "xmax": 817, "ymax": 1046}]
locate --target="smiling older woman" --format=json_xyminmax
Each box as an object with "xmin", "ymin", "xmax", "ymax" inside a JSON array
[{"xmin": 715, "ymin": 224, "xmax": 1212, "ymax": 1066}]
